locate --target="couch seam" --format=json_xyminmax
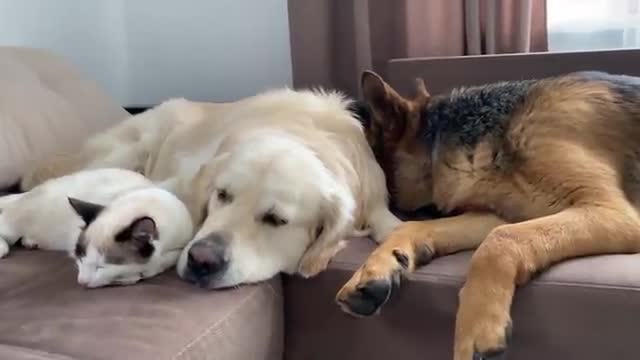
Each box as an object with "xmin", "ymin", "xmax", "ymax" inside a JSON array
[
  {"xmin": 170, "ymin": 286, "xmax": 264, "ymax": 360},
  {"xmin": 414, "ymin": 271, "xmax": 640, "ymax": 290},
  {"xmin": 0, "ymin": 342, "xmax": 78, "ymax": 360},
  {"xmin": 525, "ymin": 281, "xmax": 640, "ymax": 292},
  {"xmin": 413, "ymin": 272, "xmax": 640, "ymax": 289},
  {"xmin": 264, "ymin": 281, "xmax": 283, "ymax": 300},
  {"xmin": 408, "ymin": 273, "xmax": 640, "ymax": 291},
  {"xmin": 329, "ymin": 261, "xmax": 640, "ymax": 291}
]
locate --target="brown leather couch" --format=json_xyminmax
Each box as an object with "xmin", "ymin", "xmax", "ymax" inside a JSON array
[{"xmin": 2, "ymin": 47, "xmax": 640, "ymax": 360}]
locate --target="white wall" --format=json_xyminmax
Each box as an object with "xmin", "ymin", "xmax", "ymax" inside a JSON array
[
  {"xmin": 0, "ymin": 0, "xmax": 293, "ymax": 106},
  {"xmin": 0, "ymin": 1, "xmax": 128, "ymax": 102}
]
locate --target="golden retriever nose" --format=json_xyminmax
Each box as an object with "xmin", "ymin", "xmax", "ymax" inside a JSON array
[{"xmin": 186, "ymin": 232, "xmax": 229, "ymax": 282}]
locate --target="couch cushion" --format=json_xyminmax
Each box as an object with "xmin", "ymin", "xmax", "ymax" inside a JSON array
[
  {"xmin": 284, "ymin": 237, "xmax": 640, "ymax": 360},
  {"xmin": 0, "ymin": 249, "xmax": 283, "ymax": 360},
  {"xmin": 0, "ymin": 345, "xmax": 74, "ymax": 360},
  {"xmin": 0, "ymin": 47, "xmax": 129, "ymax": 188}
]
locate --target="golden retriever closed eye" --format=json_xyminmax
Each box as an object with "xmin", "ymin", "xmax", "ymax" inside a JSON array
[{"xmin": 21, "ymin": 89, "xmax": 401, "ymax": 289}]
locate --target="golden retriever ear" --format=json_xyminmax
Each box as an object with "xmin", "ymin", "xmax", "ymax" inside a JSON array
[{"xmin": 297, "ymin": 186, "xmax": 355, "ymax": 278}]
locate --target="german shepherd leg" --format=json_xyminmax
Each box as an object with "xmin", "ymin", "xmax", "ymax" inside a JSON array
[
  {"xmin": 335, "ymin": 212, "xmax": 506, "ymax": 316},
  {"xmin": 454, "ymin": 193, "xmax": 640, "ymax": 360}
]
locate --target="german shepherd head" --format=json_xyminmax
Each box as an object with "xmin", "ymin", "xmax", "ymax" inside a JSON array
[{"xmin": 354, "ymin": 71, "xmax": 435, "ymax": 212}]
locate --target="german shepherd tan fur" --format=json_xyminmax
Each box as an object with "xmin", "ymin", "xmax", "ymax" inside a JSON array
[{"xmin": 335, "ymin": 70, "xmax": 640, "ymax": 360}]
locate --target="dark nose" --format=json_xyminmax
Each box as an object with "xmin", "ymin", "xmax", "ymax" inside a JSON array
[{"xmin": 187, "ymin": 232, "xmax": 230, "ymax": 281}]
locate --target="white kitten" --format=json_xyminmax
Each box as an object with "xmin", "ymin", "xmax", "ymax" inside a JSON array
[{"xmin": 0, "ymin": 168, "xmax": 193, "ymax": 288}]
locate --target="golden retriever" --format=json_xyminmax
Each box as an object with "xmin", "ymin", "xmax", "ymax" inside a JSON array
[{"xmin": 21, "ymin": 89, "xmax": 401, "ymax": 288}]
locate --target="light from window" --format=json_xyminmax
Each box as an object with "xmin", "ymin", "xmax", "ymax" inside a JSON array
[{"xmin": 548, "ymin": 0, "xmax": 640, "ymax": 51}]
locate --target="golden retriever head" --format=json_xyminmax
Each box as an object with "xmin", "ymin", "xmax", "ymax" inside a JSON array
[
  {"xmin": 355, "ymin": 71, "xmax": 435, "ymax": 212},
  {"xmin": 176, "ymin": 128, "xmax": 356, "ymax": 289}
]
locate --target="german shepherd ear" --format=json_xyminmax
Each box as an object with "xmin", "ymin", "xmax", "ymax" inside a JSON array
[
  {"xmin": 414, "ymin": 78, "xmax": 430, "ymax": 104},
  {"xmin": 361, "ymin": 71, "xmax": 406, "ymax": 114},
  {"xmin": 362, "ymin": 71, "xmax": 409, "ymax": 140},
  {"xmin": 361, "ymin": 71, "xmax": 429, "ymax": 141},
  {"xmin": 68, "ymin": 197, "xmax": 105, "ymax": 225},
  {"xmin": 362, "ymin": 70, "xmax": 430, "ymax": 111}
]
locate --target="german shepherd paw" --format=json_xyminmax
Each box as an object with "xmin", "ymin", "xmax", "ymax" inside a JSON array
[
  {"xmin": 469, "ymin": 327, "xmax": 511, "ymax": 360},
  {"xmin": 455, "ymin": 321, "xmax": 512, "ymax": 360},
  {"xmin": 455, "ymin": 326, "xmax": 511, "ymax": 360},
  {"xmin": 335, "ymin": 252, "xmax": 402, "ymax": 317},
  {"xmin": 472, "ymin": 347, "xmax": 509, "ymax": 360},
  {"xmin": 454, "ymin": 284, "xmax": 513, "ymax": 360}
]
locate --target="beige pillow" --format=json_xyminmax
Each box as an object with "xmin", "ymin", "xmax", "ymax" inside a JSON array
[{"xmin": 0, "ymin": 47, "xmax": 129, "ymax": 188}]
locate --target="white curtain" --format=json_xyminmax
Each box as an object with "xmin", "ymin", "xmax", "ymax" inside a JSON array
[{"xmin": 548, "ymin": 0, "xmax": 640, "ymax": 51}]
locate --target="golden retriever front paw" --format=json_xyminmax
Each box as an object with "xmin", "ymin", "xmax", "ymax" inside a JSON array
[{"xmin": 335, "ymin": 252, "xmax": 402, "ymax": 317}]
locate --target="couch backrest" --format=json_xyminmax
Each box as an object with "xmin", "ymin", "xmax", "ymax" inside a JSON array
[
  {"xmin": 0, "ymin": 46, "xmax": 129, "ymax": 188},
  {"xmin": 387, "ymin": 49, "xmax": 640, "ymax": 96}
]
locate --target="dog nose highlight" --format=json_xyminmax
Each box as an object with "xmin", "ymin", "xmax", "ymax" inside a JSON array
[{"xmin": 187, "ymin": 233, "xmax": 229, "ymax": 279}]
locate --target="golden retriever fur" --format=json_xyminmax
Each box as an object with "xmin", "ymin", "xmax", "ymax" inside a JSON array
[{"xmin": 21, "ymin": 89, "xmax": 400, "ymax": 288}]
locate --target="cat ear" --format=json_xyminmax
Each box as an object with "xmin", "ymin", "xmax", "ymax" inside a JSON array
[
  {"xmin": 115, "ymin": 217, "xmax": 158, "ymax": 258},
  {"xmin": 68, "ymin": 197, "xmax": 105, "ymax": 225}
]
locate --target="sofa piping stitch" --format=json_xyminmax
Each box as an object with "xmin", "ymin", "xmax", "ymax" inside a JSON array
[{"xmin": 171, "ymin": 286, "xmax": 264, "ymax": 360}]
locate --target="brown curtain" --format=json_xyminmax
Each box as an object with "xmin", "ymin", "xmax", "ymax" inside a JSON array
[{"xmin": 288, "ymin": 0, "xmax": 548, "ymax": 96}]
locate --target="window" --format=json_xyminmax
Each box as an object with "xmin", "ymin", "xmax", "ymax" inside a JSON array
[{"xmin": 548, "ymin": 0, "xmax": 640, "ymax": 51}]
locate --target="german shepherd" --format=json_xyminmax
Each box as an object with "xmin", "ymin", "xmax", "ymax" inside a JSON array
[{"xmin": 335, "ymin": 70, "xmax": 640, "ymax": 360}]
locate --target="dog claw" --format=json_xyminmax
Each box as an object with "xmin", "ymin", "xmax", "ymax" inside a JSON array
[
  {"xmin": 473, "ymin": 348, "xmax": 508, "ymax": 360},
  {"xmin": 469, "ymin": 323, "xmax": 511, "ymax": 360},
  {"xmin": 337, "ymin": 278, "xmax": 392, "ymax": 316}
]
